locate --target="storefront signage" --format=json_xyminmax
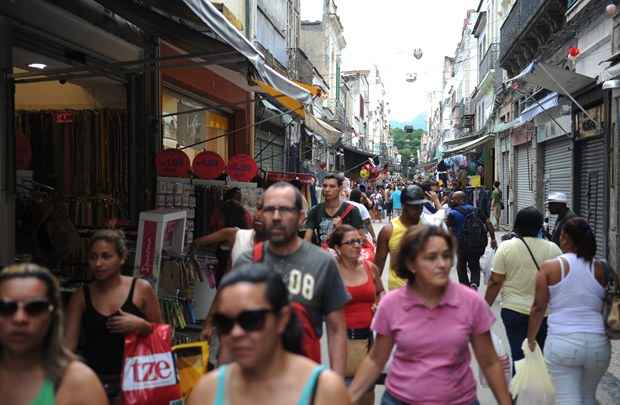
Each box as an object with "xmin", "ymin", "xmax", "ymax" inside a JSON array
[
  {"xmin": 575, "ymin": 104, "xmax": 604, "ymax": 140},
  {"xmin": 155, "ymin": 149, "xmax": 190, "ymax": 178},
  {"xmin": 192, "ymin": 151, "xmax": 225, "ymax": 180},
  {"xmin": 54, "ymin": 111, "xmax": 74, "ymax": 123},
  {"xmin": 227, "ymin": 154, "xmax": 258, "ymax": 182},
  {"xmin": 267, "ymin": 171, "xmax": 314, "ymax": 184},
  {"xmin": 512, "ymin": 122, "xmax": 536, "ymax": 146}
]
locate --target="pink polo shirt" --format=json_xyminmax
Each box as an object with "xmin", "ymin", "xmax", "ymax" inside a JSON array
[{"xmin": 372, "ymin": 281, "xmax": 495, "ymax": 404}]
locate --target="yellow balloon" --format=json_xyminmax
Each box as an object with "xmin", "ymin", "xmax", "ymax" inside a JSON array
[{"xmin": 360, "ymin": 168, "xmax": 370, "ymax": 179}]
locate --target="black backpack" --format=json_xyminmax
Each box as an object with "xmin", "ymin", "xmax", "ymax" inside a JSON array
[{"xmin": 456, "ymin": 206, "xmax": 488, "ymax": 254}]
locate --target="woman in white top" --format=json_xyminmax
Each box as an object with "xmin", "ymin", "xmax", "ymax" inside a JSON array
[{"xmin": 527, "ymin": 217, "xmax": 610, "ymax": 405}]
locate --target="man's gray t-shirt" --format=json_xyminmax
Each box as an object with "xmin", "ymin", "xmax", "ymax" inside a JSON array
[{"xmin": 235, "ymin": 240, "xmax": 350, "ymax": 336}]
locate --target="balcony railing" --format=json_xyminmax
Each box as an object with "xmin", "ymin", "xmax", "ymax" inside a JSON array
[
  {"xmin": 479, "ymin": 43, "xmax": 499, "ymax": 83},
  {"xmin": 500, "ymin": 0, "xmax": 546, "ymax": 62}
]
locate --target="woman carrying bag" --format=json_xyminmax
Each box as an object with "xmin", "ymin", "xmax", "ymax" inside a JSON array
[
  {"xmin": 527, "ymin": 217, "xmax": 611, "ymax": 404},
  {"xmin": 329, "ymin": 225, "xmax": 382, "ymax": 405},
  {"xmin": 65, "ymin": 229, "xmax": 163, "ymax": 404},
  {"xmin": 485, "ymin": 207, "xmax": 562, "ymax": 368}
]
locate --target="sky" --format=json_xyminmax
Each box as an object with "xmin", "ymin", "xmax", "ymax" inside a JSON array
[{"xmin": 301, "ymin": 0, "xmax": 480, "ymax": 124}]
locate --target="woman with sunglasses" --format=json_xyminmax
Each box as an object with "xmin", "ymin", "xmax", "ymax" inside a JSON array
[
  {"xmin": 188, "ymin": 263, "xmax": 351, "ymax": 405},
  {"xmin": 64, "ymin": 229, "xmax": 162, "ymax": 404},
  {"xmin": 0, "ymin": 263, "xmax": 107, "ymax": 405},
  {"xmin": 349, "ymin": 225, "xmax": 511, "ymax": 405},
  {"xmin": 328, "ymin": 225, "xmax": 381, "ymax": 405}
]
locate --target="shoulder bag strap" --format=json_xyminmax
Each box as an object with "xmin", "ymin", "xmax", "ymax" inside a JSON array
[
  {"xmin": 252, "ymin": 242, "xmax": 264, "ymax": 263},
  {"xmin": 519, "ymin": 237, "xmax": 540, "ymax": 270},
  {"xmin": 339, "ymin": 203, "xmax": 355, "ymax": 221}
]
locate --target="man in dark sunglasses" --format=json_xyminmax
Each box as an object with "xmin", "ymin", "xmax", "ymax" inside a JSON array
[{"xmin": 235, "ymin": 182, "xmax": 350, "ymax": 376}]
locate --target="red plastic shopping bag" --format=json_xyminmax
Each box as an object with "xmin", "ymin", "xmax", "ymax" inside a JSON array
[{"xmin": 121, "ymin": 324, "xmax": 183, "ymax": 405}]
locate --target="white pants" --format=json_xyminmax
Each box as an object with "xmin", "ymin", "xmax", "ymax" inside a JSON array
[{"xmin": 544, "ymin": 333, "xmax": 611, "ymax": 405}]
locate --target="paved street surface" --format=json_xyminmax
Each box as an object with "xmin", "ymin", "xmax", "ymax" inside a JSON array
[{"xmin": 321, "ymin": 220, "xmax": 620, "ymax": 404}]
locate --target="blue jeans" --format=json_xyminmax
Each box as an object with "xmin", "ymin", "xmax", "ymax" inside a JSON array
[
  {"xmin": 501, "ymin": 308, "xmax": 548, "ymax": 371},
  {"xmin": 381, "ymin": 390, "xmax": 479, "ymax": 405},
  {"xmin": 545, "ymin": 333, "xmax": 610, "ymax": 405}
]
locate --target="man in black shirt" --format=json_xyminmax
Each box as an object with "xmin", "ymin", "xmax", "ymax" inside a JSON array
[
  {"xmin": 546, "ymin": 192, "xmax": 576, "ymax": 246},
  {"xmin": 304, "ymin": 174, "xmax": 363, "ymax": 247}
]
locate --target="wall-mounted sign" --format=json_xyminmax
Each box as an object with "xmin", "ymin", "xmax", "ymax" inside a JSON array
[
  {"xmin": 192, "ymin": 151, "xmax": 225, "ymax": 179},
  {"xmin": 267, "ymin": 171, "xmax": 314, "ymax": 184},
  {"xmin": 155, "ymin": 149, "xmax": 190, "ymax": 178},
  {"xmin": 575, "ymin": 104, "xmax": 604, "ymax": 140},
  {"xmin": 227, "ymin": 154, "xmax": 257, "ymax": 182},
  {"xmin": 54, "ymin": 111, "xmax": 73, "ymax": 124}
]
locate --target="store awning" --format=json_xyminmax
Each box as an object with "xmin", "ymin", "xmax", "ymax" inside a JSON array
[
  {"xmin": 442, "ymin": 133, "xmax": 480, "ymax": 147},
  {"xmin": 518, "ymin": 92, "xmax": 560, "ymax": 122},
  {"xmin": 443, "ymin": 134, "xmax": 493, "ymax": 157},
  {"xmin": 492, "ymin": 118, "xmax": 524, "ymax": 133},
  {"xmin": 178, "ymin": 0, "xmax": 312, "ymax": 105},
  {"xmin": 506, "ymin": 62, "xmax": 595, "ymax": 96},
  {"xmin": 93, "ymin": 0, "xmax": 312, "ymax": 105},
  {"xmin": 305, "ymin": 114, "xmax": 342, "ymax": 145},
  {"xmin": 256, "ymin": 80, "xmax": 305, "ymax": 119}
]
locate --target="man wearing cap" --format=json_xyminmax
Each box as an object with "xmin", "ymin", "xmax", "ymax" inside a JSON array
[
  {"xmin": 545, "ymin": 192, "xmax": 575, "ymax": 246},
  {"xmin": 374, "ymin": 185, "xmax": 445, "ymax": 290}
]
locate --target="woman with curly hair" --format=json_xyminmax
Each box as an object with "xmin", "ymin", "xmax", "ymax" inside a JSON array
[{"xmin": 0, "ymin": 263, "xmax": 106, "ymax": 405}]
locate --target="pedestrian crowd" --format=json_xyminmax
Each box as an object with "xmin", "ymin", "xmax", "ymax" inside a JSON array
[{"xmin": 0, "ymin": 173, "xmax": 617, "ymax": 405}]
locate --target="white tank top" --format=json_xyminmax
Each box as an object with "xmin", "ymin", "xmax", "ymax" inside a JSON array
[
  {"xmin": 231, "ymin": 229, "xmax": 255, "ymax": 266},
  {"xmin": 548, "ymin": 253, "xmax": 606, "ymax": 335}
]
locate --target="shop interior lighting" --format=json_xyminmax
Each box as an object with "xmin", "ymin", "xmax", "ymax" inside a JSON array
[{"xmin": 28, "ymin": 63, "xmax": 47, "ymax": 70}]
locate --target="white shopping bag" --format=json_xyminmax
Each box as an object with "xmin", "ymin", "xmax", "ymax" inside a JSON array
[
  {"xmin": 480, "ymin": 249, "xmax": 494, "ymax": 284},
  {"xmin": 510, "ymin": 340, "xmax": 555, "ymax": 405}
]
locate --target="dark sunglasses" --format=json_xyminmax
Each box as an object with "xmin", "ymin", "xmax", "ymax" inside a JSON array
[
  {"xmin": 0, "ymin": 299, "xmax": 54, "ymax": 317},
  {"xmin": 341, "ymin": 239, "xmax": 363, "ymax": 246},
  {"xmin": 212, "ymin": 308, "xmax": 276, "ymax": 335}
]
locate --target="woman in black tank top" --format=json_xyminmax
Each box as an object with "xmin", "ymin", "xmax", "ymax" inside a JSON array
[{"xmin": 64, "ymin": 230, "xmax": 162, "ymax": 404}]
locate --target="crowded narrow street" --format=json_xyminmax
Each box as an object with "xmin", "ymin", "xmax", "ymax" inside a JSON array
[{"xmin": 3, "ymin": 1, "xmax": 620, "ymax": 405}]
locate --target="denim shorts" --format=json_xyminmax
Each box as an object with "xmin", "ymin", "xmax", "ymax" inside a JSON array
[{"xmin": 381, "ymin": 390, "xmax": 479, "ymax": 405}]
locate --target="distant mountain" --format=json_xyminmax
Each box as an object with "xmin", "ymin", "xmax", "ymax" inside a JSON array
[{"xmin": 390, "ymin": 113, "xmax": 428, "ymax": 131}]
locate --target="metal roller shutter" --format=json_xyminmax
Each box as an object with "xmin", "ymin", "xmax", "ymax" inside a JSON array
[
  {"xmin": 515, "ymin": 144, "xmax": 535, "ymax": 213},
  {"xmin": 543, "ymin": 138, "xmax": 573, "ymax": 230},
  {"xmin": 576, "ymin": 137, "xmax": 606, "ymax": 258}
]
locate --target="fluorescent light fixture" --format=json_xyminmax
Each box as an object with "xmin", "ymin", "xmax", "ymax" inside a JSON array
[{"xmin": 28, "ymin": 63, "xmax": 47, "ymax": 69}]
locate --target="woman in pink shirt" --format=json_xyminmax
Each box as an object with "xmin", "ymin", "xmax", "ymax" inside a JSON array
[{"xmin": 349, "ymin": 225, "xmax": 511, "ymax": 405}]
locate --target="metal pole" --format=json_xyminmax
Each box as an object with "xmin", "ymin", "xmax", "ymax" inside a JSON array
[{"xmin": 0, "ymin": 16, "xmax": 15, "ymax": 265}]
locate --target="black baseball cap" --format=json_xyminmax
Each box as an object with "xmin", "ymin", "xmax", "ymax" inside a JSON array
[{"xmin": 401, "ymin": 185, "xmax": 427, "ymax": 206}]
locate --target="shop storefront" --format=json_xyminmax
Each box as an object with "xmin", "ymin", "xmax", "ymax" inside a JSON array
[
  {"xmin": 1, "ymin": 0, "xmax": 147, "ymax": 270},
  {"xmin": 574, "ymin": 99, "xmax": 608, "ymax": 258},
  {"xmin": 535, "ymin": 101, "xmax": 573, "ymax": 230},
  {"xmin": 512, "ymin": 122, "xmax": 537, "ymax": 214}
]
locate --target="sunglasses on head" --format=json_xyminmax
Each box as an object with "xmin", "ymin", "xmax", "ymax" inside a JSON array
[
  {"xmin": 0, "ymin": 299, "xmax": 53, "ymax": 317},
  {"xmin": 212, "ymin": 308, "xmax": 276, "ymax": 335}
]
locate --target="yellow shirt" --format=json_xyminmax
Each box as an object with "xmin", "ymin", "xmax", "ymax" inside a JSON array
[
  {"xmin": 388, "ymin": 217, "xmax": 408, "ymax": 290},
  {"xmin": 492, "ymin": 237, "xmax": 562, "ymax": 315}
]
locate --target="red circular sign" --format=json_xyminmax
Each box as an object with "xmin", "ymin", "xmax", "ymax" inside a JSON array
[
  {"xmin": 16, "ymin": 130, "xmax": 32, "ymax": 170},
  {"xmin": 192, "ymin": 151, "xmax": 226, "ymax": 180},
  {"xmin": 227, "ymin": 154, "xmax": 257, "ymax": 182},
  {"xmin": 155, "ymin": 149, "xmax": 190, "ymax": 177}
]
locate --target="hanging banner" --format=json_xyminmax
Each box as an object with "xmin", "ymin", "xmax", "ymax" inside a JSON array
[
  {"xmin": 227, "ymin": 154, "xmax": 257, "ymax": 182},
  {"xmin": 155, "ymin": 149, "xmax": 190, "ymax": 178},
  {"xmin": 266, "ymin": 171, "xmax": 314, "ymax": 184},
  {"xmin": 192, "ymin": 151, "xmax": 225, "ymax": 180}
]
